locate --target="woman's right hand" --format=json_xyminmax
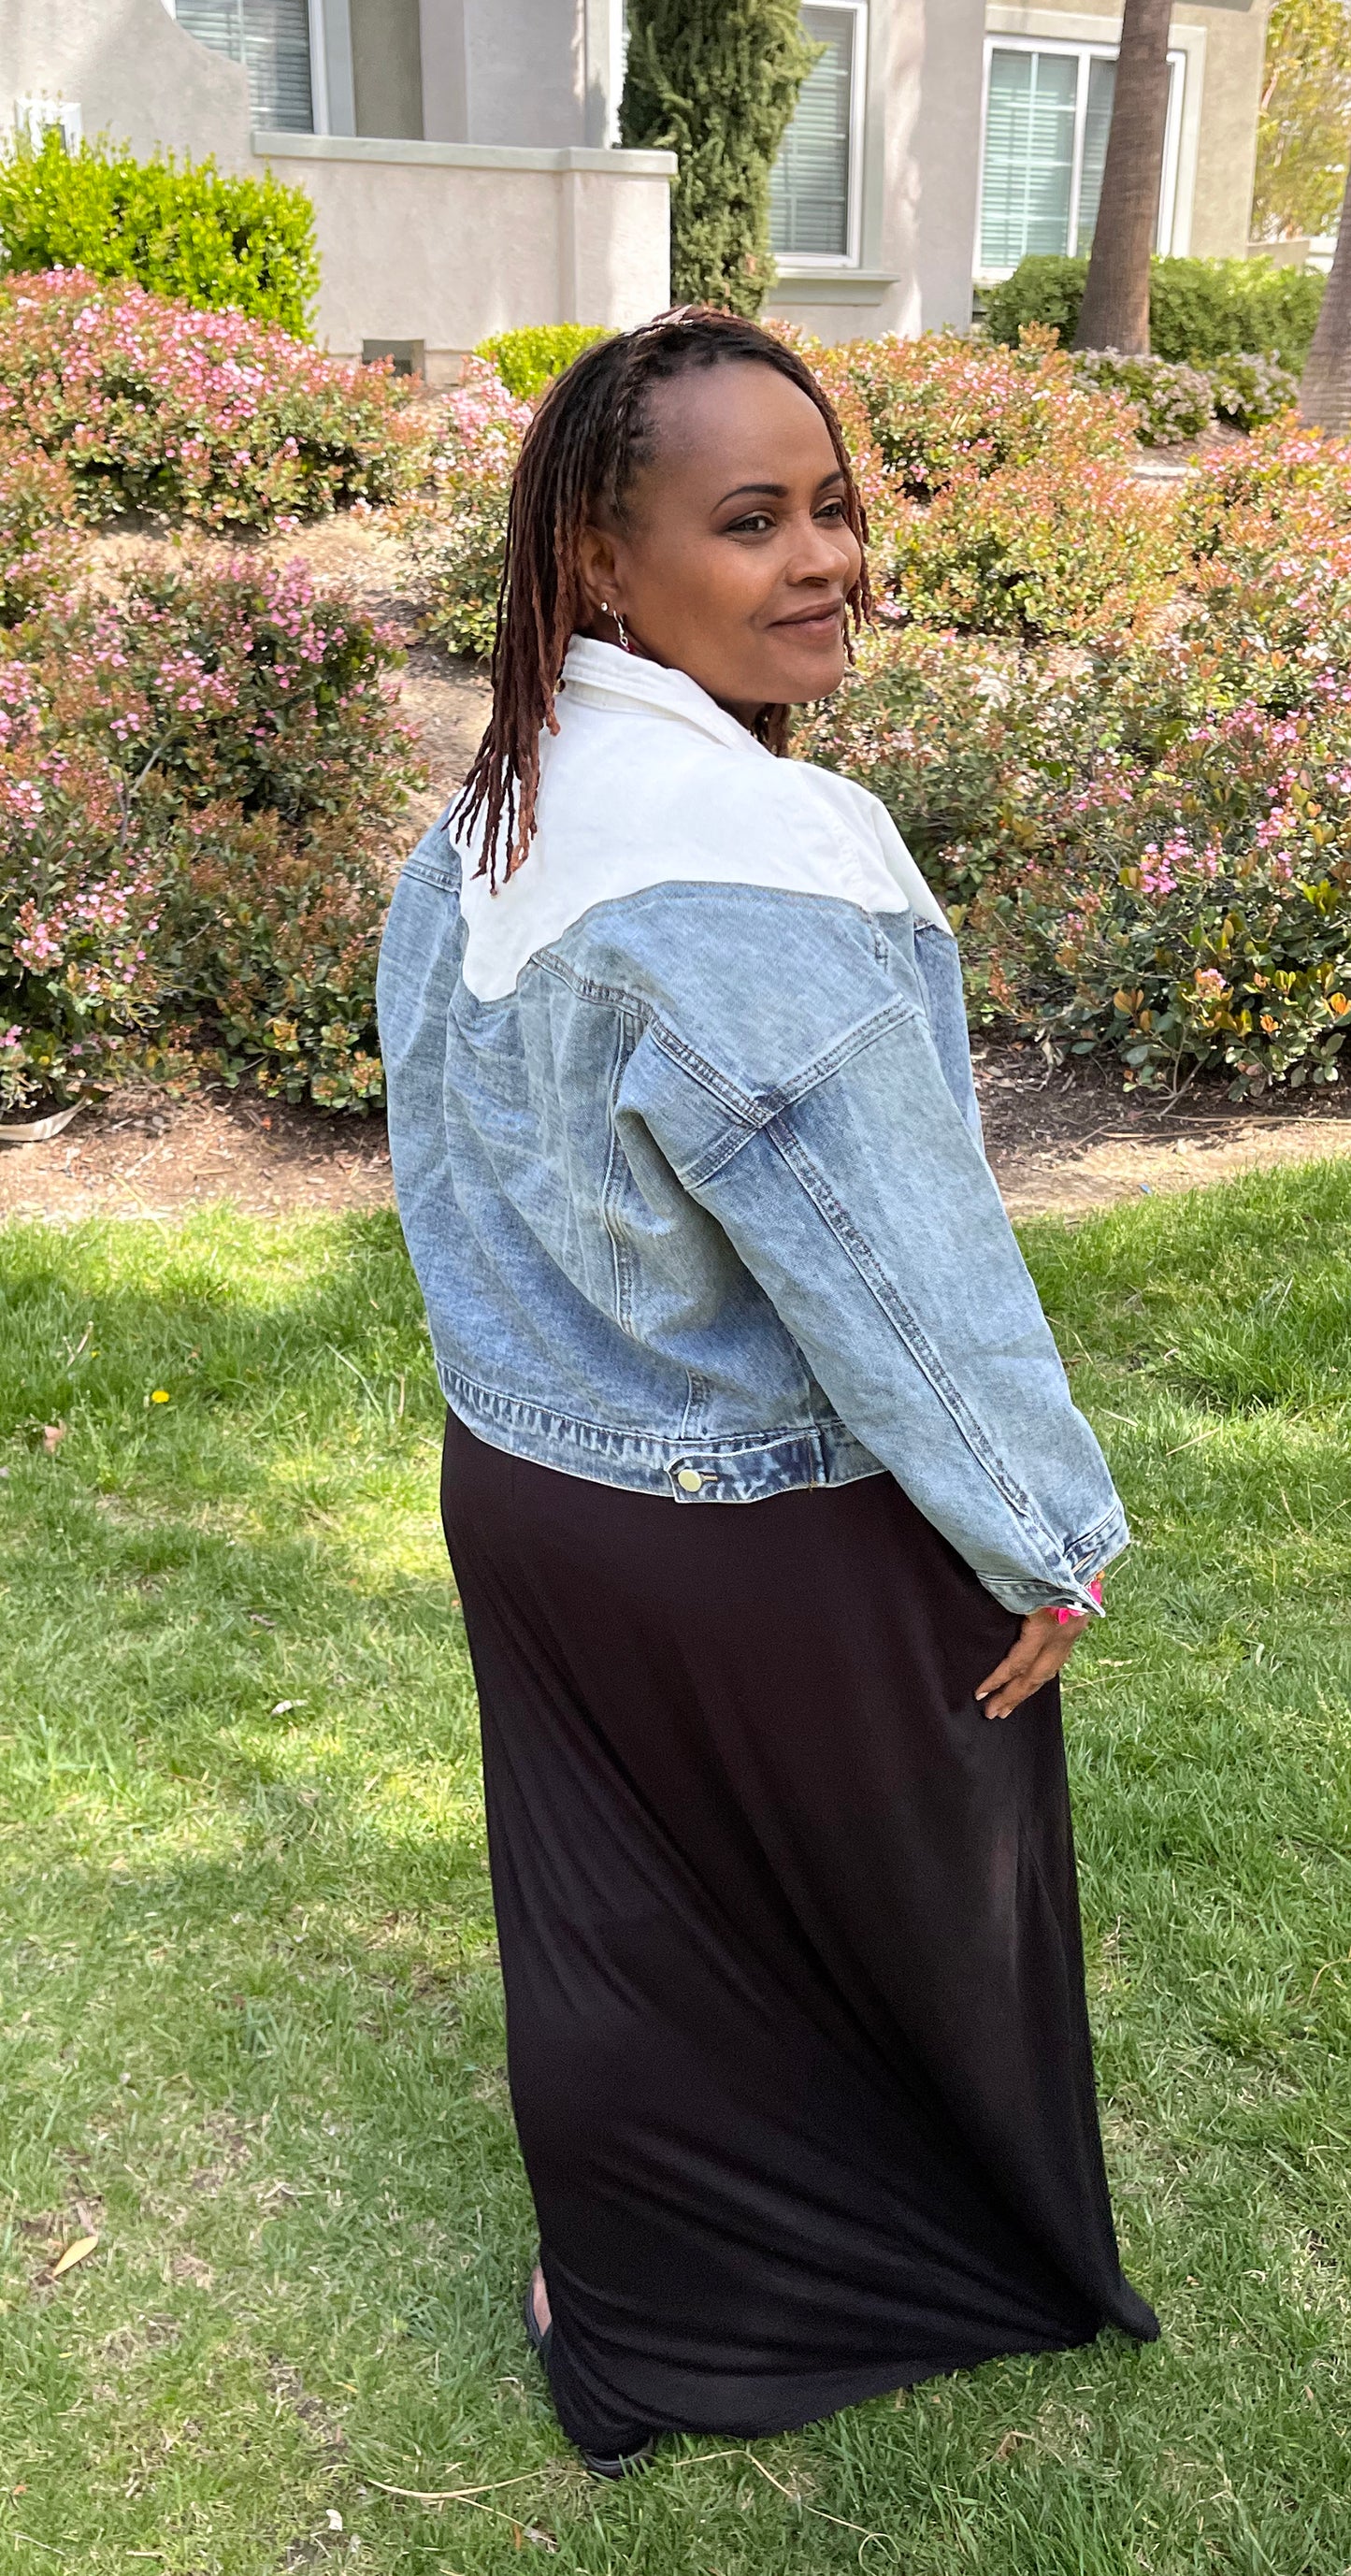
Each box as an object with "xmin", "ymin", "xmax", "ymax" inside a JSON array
[{"xmin": 975, "ymin": 1605, "xmax": 1089, "ymax": 1720}]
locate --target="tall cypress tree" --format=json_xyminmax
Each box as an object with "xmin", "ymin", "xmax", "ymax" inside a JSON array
[{"xmin": 620, "ymin": 0, "xmax": 819, "ymax": 317}]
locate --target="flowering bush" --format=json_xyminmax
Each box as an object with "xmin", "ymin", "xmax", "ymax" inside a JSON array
[
  {"xmin": 805, "ymin": 637, "xmax": 1351, "ymax": 1094},
  {"xmin": 399, "ymin": 355, "xmax": 533, "ymax": 655},
  {"xmin": 1012, "ymin": 727, "xmax": 1351, "ymax": 1095},
  {"xmin": 1207, "ymin": 352, "xmax": 1300, "ymax": 435},
  {"xmin": 1071, "ymin": 350, "xmax": 1299, "ymax": 443},
  {"xmin": 1176, "ymin": 421, "xmax": 1351, "ymax": 562},
  {"xmin": 170, "ymin": 806, "xmax": 393, "ymax": 1109},
  {"xmin": 879, "ymin": 452, "xmax": 1180, "ymax": 643},
  {"xmin": 1, "ymin": 556, "xmax": 421, "ymax": 1113},
  {"xmin": 828, "ymin": 327, "xmax": 1136, "ymax": 497},
  {"xmin": 0, "ymin": 651, "xmax": 163, "ymax": 1115},
  {"xmin": 119, "ymin": 555, "xmax": 421, "ymax": 1107},
  {"xmin": 92, "ymin": 554, "xmax": 420, "ymax": 829},
  {"xmin": 1071, "ymin": 350, "xmax": 1214, "ymax": 446},
  {"xmin": 0, "ymin": 435, "xmax": 81, "ymax": 625},
  {"xmin": 803, "ymin": 430, "xmax": 1351, "ymax": 1093},
  {"xmin": 798, "ymin": 626, "xmax": 1096, "ymax": 906},
  {"xmin": 0, "ymin": 269, "xmax": 420, "ymax": 531}
]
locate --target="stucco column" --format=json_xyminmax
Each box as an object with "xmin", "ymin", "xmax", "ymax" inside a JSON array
[{"xmin": 419, "ymin": 0, "xmax": 467, "ymax": 140}]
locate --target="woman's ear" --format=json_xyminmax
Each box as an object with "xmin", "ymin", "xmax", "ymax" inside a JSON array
[{"xmin": 577, "ymin": 522, "xmax": 625, "ymax": 622}]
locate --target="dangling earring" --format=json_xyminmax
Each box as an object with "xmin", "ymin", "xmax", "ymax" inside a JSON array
[{"xmin": 600, "ymin": 599, "xmax": 631, "ymax": 654}]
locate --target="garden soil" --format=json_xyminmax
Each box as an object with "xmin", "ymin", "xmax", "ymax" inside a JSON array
[
  {"xmin": 7, "ymin": 1052, "xmax": 1351, "ymax": 1230},
  {"xmin": 28, "ymin": 505, "xmax": 1351, "ymax": 1229}
]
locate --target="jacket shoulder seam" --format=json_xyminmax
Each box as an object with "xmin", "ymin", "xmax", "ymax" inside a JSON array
[{"xmin": 655, "ymin": 997, "xmax": 926, "ymax": 1184}]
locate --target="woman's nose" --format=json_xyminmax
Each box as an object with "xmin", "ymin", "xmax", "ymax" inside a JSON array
[{"xmin": 785, "ymin": 518, "xmax": 855, "ymax": 583}]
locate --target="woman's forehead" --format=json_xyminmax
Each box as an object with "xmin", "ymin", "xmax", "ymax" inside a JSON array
[{"xmin": 639, "ymin": 361, "xmax": 836, "ymax": 480}]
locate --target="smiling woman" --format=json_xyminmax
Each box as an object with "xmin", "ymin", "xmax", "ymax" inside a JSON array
[{"xmin": 376, "ymin": 305, "xmax": 1157, "ymax": 2484}]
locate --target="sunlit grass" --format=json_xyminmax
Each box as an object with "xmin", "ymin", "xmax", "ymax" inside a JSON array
[{"xmin": 2, "ymin": 1173, "xmax": 1350, "ymax": 2572}]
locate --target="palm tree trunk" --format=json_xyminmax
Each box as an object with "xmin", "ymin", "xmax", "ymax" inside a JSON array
[
  {"xmin": 1073, "ymin": 0, "xmax": 1174, "ymax": 354},
  {"xmin": 1299, "ymin": 163, "xmax": 1351, "ymax": 431}
]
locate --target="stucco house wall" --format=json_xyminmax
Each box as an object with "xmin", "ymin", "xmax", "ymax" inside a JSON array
[
  {"xmin": 0, "ymin": 0, "xmax": 253, "ymax": 170},
  {"xmin": 258, "ymin": 132, "xmax": 675, "ymax": 372},
  {"xmin": 1, "ymin": 0, "xmax": 1275, "ymax": 369},
  {"xmin": 0, "ymin": 0, "xmax": 672, "ymax": 376},
  {"xmin": 1175, "ymin": 0, "xmax": 1269, "ymax": 258}
]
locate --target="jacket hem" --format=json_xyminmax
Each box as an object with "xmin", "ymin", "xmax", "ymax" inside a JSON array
[{"xmin": 437, "ymin": 1364, "xmax": 887, "ymax": 1504}]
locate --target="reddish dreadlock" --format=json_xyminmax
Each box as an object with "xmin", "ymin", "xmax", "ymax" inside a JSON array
[{"xmin": 452, "ymin": 306, "xmax": 873, "ymax": 888}]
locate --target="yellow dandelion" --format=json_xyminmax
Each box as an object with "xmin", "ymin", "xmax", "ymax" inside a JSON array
[{"xmin": 151, "ymin": 1389, "xmax": 170, "ymax": 1403}]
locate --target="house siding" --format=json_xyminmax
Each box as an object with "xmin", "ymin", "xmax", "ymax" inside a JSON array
[{"xmin": 1174, "ymin": 1, "xmax": 1268, "ymax": 259}]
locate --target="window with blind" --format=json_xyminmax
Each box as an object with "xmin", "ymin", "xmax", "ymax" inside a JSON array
[
  {"xmin": 171, "ymin": 0, "xmax": 315, "ymax": 133},
  {"xmin": 769, "ymin": 4, "xmax": 863, "ymax": 265},
  {"xmin": 978, "ymin": 41, "xmax": 1183, "ymax": 276}
]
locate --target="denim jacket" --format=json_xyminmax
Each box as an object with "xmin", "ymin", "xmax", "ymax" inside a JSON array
[{"xmin": 377, "ymin": 638, "xmax": 1126, "ymax": 1616}]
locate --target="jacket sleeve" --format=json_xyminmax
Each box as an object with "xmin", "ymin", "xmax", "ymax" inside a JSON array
[{"xmin": 632, "ymin": 975, "xmax": 1126, "ymax": 1618}]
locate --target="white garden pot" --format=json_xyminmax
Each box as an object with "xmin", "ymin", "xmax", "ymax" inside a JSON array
[{"xmin": 0, "ymin": 1102, "xmax": 81, "ymax": 1146}]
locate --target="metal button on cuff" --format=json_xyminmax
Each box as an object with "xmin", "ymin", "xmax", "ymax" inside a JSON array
[{"xmin": 675, "ymin": 1467, "xmax": 704, "ymax": 1493}]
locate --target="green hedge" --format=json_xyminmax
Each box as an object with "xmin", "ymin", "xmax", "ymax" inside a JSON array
[
  {"xmin": 474, "ymin": 324, "xmax": 611, "ymax": 401},
  {"xmin": 0, "ymin": 131, "xmax": 318, "ymax": 338},
  {"xmin": 984, "ymin": 254, "xmax": 1326, "ymax": 371}
]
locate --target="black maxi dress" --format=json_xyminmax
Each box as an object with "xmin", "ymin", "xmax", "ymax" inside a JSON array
[{"xmin": 440, "ymin": 1405, "xmax": 1158, "ymax": 2458}]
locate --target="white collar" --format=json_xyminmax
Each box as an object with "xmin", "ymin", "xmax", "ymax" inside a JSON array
[
  {"xmin": 454, "ymin": 630, "xmax": 949, "ymax": 1000},
  {"xmin": 558, "ymin": 635, "xmax": 776, "ymax": 760}
]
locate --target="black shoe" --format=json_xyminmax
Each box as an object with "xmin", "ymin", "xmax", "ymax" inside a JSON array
[{"xmin": 522, "ymin": 2273, "xmax": 657, "ymax": 2481}]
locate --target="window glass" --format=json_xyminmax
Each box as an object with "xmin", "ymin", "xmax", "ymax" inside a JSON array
[
  {"xmin": 980, "ymin": 44, "xmax": 1180, "ymax": 272},
  {"xmin": 980, "ymin": 47, "xmax": 1077, "ymax": 273},
  {"xmin": 175, "ymin": 0, "xmax": 314, "ymax": 132},
  {"xmin": 770, "ymin": 7, "xmax": 856, "ymax": 261}
]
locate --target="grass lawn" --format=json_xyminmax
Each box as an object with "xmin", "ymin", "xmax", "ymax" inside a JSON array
[{"xmin": 2, "ymin": 1168, "xmax": 1351, "ymax": 2575}]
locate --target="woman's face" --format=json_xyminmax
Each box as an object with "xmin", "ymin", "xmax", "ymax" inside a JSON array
[{"xmin": 576, "ymin": 360, "xmax": 863, "ymax": 723}]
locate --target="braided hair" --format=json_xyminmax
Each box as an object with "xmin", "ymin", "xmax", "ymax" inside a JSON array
[{"xmin": 452, "ymin": 306, "xmax": 872, "ymax": 887}]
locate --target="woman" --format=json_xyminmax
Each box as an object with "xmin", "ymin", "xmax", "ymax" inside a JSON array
[{"xmin": 377, "ymin": 309, "xmax": 1157, "ymax": 2479}]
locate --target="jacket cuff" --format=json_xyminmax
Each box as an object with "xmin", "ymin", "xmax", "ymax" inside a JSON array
[{"xmin": 982, "ymin": 1500, "xmax": 1129, "ymax": 1620}]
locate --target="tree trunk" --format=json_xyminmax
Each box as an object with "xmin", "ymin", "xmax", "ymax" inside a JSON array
[
  {"xmin": 1299, "ymin": 159, "xmax": 1351, "ymax": 431},
  {"xmin": 1073, "ymin": 0, "xmax": 1175, "ymax": 353}
]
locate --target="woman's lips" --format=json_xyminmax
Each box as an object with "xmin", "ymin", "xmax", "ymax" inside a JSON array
[{"xmin": 771, "ymin": 603, "xmax": 844, "ymax": 637}]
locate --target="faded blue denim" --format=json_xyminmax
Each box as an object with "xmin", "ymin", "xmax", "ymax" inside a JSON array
[{"xmin": 378, "ymin": 810, "xmax": 1127, "ymax": 1616}]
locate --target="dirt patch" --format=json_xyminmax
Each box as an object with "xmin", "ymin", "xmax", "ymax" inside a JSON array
[
  {"xmin": 7, "ymin": 1048, "xmax": 1351, "ymax": 1228},
  {"xmin": 978, "ymin": 1041, "xmax": 1351, "ymax": 1218},
  {"xmin": 0, "ymin": 1084, "xmax": 395, "ymax": 1224}
]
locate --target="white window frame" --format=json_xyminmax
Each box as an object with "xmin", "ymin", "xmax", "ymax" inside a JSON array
[
  {"xmin": 974, "ymin": 33, "xmax": 1186, "ymax": 282},
  {"xmin": 773, "ymin": 0, "xmax": 870, "ymax": 274},
  {"xmin": 162, "ymin": 0, "xmax": 331, "ymax": 132},
  {"xmin": 15, "ymin": 95, "xmax": 83, "ymax": 150},
  {"xmin": 306, "ymin": 0, "xmax": 330, "ymax": 133}
]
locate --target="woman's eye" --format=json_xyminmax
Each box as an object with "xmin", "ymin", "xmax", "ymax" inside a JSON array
[
  {"xmin": 816, "ymin": 499, "xmax": 847, "ymax": 522},
  {"xmin": 725, "ymin": 511, "xmax": 775, "ymax": 536}
]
